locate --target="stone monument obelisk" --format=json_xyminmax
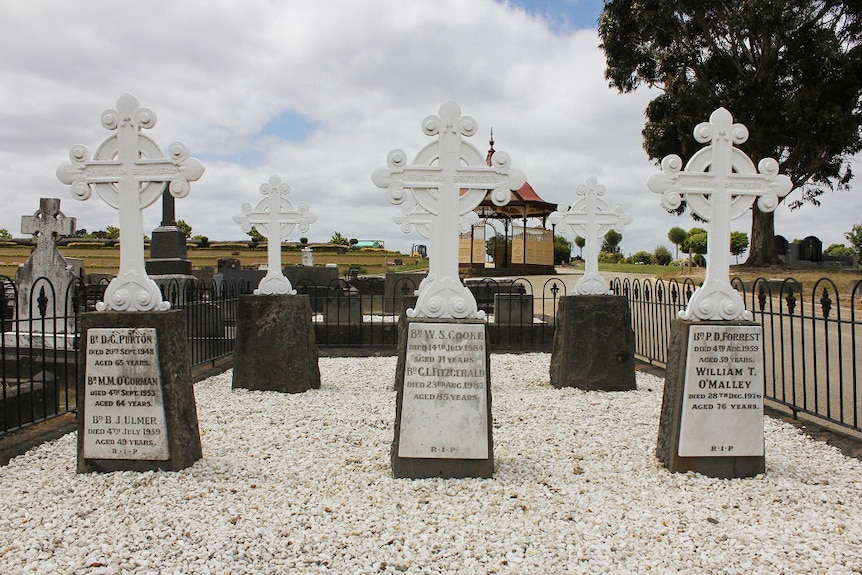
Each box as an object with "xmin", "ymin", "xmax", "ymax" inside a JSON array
[
  {"xmin": 57, "ymin": 93, "xmax": 204, "ymax": 473},
  {"xmin": 548, "ymin": 177, "xmax": 635, "ymax": 391},
  {"xmin": 372, "ymin": 100, "xmax": 525, "ymax": 479},
  {"xmin": 145, "ymin": 184, "xmax": 192, "ymax": 276},
  {"xmin": 648, "ymin": 107, "xmax": 792, "ymax": 478},
  {"xmin": 230, "ymin": 175, "xmax": 320, "ymax": 393}
]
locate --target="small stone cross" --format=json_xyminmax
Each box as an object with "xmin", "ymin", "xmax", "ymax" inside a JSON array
[
  {"xmin": 21, "ymin": 198, "xmax": 76, "ymax": 256},
  {"xmin": 56, "ymin": 93, "xmax": 204, "ymax": 312},
  {"xmin": 233, "ymin": 175, "xmax": 317, "ymax": 295},
  {"xmin": 372, "ymin": 100, "xmax": 525, "ymax": 319},
  {"xmin": 550, "ymin": 177, "xmax": 631, "ymax": 295},
  {"xmin": 647, "ymin": 107, "xmax": 792, "ymax": 320}
]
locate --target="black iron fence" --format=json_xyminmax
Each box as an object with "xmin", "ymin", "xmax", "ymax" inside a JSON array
[
  {"xmin": 2, "ymin": 273, "xmax": 860, "ymax": 439},
  {"xmin": 611, "ymin": 276, "xmax": 862, "ymax": 435}
]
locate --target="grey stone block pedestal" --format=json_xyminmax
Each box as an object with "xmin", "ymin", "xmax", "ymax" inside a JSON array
[
  {"xmin": 550, "ymin": 295, "xmax": 635, "ymax": 391},
  {"xmin": 656, "ymin": 319, "xmax": 766, "ymax": 479},
  {"xmin": 232, "ymin": 295, "xmax": 320, "ymax": 393},
  {"xmin": 77, "ymin": 311, "xmax": 202, "ymax": 473},
  {"xmin": 392, "ymin": 317, "xmax": 493, "ymax": 479}
]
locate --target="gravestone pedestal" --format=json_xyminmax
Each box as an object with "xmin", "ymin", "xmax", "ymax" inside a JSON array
[
  {"xmin": 656, "ymin": 319, "xmax": 765, "ymax": 479},
  {"xmin": 392, "ymin": 317, "xmax": 493, "ymax": 479},
  {"xmin": 550, "ymin": 295, "xmax": 635, "ymax": 391},
  {"xmin": 77, "ymin": 311, "xmax": 202, "ymax": 473},
  {"xmin": 232, "ymin": 295, "xmax": 320, "ymax": 393},
  {"xmin": 146, "ymin": 226, "xmax": 192, "ymax": 276}
]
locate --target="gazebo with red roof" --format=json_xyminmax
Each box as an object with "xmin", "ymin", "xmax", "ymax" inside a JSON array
[{"xmin": 459, "ymin": 133, "xmax": 558, "ymax": 275}]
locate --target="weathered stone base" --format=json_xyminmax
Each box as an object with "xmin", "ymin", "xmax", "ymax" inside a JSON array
[
  {"xmin": 550, "ymin": 295, "xmax": 636, "ymax": 391},
  {"xmin": 391, "ymin": 317, "xmax": 493, "ymax": 479},
  {"xmin": 656, "ymin": 319, "xmax": 765, "ymax": 479},
  {"xmin": 232, "ymin": 295, "xmax": 320, "ymax": 393},
  {"xmin": 77, "ymin": 311, "xmax": 202, "ymax": 473}
]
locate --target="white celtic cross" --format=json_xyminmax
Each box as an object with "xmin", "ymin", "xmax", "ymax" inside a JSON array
[
  {"xmin": 647, "ymin": 107, "xmax": 792, "ymax": 320},
  {"xmin": 56, "ymin": 93, "xmax": 204, "ymax": 311},
  {"xmin": 233, "ymin": 175, "xmax": 317, "ymax": 295},
  {"xmin": 21, "ymin": 198, "xmax": 76, "ymax": 257},
  {"xmin": 549, "ymin": 177, "xmax": 631, "ymax": 295},
  {"xmin": 372, "ymin": 100, "xmax": 525, "ymax": 319}
]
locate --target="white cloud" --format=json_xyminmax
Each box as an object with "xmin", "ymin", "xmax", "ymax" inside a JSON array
[{"xmin": 1, "ymin": 0, "xmax": 858, "ymax": 260}]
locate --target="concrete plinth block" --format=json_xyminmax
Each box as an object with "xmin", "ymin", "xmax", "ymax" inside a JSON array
[
  {"xmin": 232, "ymin": 295, "xmax": 320, "ymax": 393},
  {"xmin": 550, "ymin": 295, "xmax": 636, "ymax": 391}
]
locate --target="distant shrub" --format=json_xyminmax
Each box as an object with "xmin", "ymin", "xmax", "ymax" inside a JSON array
[{"xmin": 598, "ymin": 250, "xmax": 624, "ymax": 264}]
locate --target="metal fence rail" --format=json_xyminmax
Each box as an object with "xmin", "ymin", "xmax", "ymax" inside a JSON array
[
  {"xmin": 612, "ymin": 275, "xmax": 862, "ymax": 435},
  {"xmin": 2, "ymin": 273, "xmax": 860, "ymax": 439}
]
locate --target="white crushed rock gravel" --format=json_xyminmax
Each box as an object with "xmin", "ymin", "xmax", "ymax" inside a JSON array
[{"xmin": 1, "ymin": 354, "xmax": 861, "ymax": 574}]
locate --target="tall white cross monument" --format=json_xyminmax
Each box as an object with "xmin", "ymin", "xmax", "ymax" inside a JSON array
[
  {"xmin": 372, "ymin": 100, "xmax": 525, "ymax": 319},
  {"xmin": 549, "ymin": 176, "xmax": 631, "ymax": 295},
  {"xmin": 233, "ymin": 175, "xmax": 317, "ymax": 295},
  {"xmin": 57, "ymin": 93, "xmax": 204, "ymax": 312},
  {"xmin": 647, "ymin": 108, "xmax": 792, "ymax": 321}
]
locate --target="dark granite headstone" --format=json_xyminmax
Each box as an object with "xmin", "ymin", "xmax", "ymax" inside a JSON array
[
  {"xmin": 656, "ymin": 319, "xmax": 765, "ymax": 479},
  {"xmin": 222, "ymin": 269, "xmax": 267, "ymax": 294},
  {"xmin": 231, "ymin": 295, "xmax": 320, "ymax": 393},
  {"xmin": 283, "ymin": 265, "xmax": 339, "ymax": 287},
  {"xmin": 146, "ymin": 227, "xmax": 191, "ymax": 275},
  {"xmin": 76, "ymin": 310, "xmax": 202, "ymax": 473},
  {"xmin": 392, "ymin": 317, "xmax": 493, "ymax": 479},
  {"xmin": 218, "ymin": 258, "xmax": 241, "ymax": 273},
  {"xmin": 323, "ymin": 291, "xmax": 362, "ymax": 325},
  {"xmin": 800, "ymin": 235, "xmax": 822, "ymax": 262},
  {"xmin": 146, "ymin": 187, "xmax": 191, "ymax": 275},
  {"xmin": 773, "ymin": 235, "xmax": 789, "ymax": 256},
  {"xmin": 550, "ymin": 295, "xmax": 635, "ymax": 391},
  {"xmin": 383, "ymin": 272, "xmax": 426, "ymax": 314},
  {"xmin": 494, "ymin": 293, "xmax": 533, "ymax": 324}
]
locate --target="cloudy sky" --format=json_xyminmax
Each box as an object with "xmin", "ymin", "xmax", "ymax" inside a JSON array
[{"xmin": 2, "ymin": 0, "xmax": 860, "ymax": 258}]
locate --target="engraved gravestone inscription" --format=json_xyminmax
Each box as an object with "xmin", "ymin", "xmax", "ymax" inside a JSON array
[
  {"xmin": 398, "ymin": 323, "xmax": 488, "ymax": 459},
  {"xmin": 679, "ymin": 325, "xmax": 765, "ymax": 456},
  {"xmin": 83, "ymin": 328, "xmax": 168, "ymax": 460}
]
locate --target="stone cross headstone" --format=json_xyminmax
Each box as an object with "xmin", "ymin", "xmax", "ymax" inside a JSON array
[
  {"xmin": 372, "ymin": 100, "xmax": 525, "ymax": 319},
  {"xmin": 547, "ymin": 178, "xmax": 635, "ymax": 391},
  {"xmin": 647, "ymin": 107, "xmax": 792, "ymax": 321},
  {"xmin": 56, "ymin": 93, "xmax": 204, "ymax": 312},
  {"xmin": 233, "ymin": 175, "xmax": 317, "ymax": 295},
  {"xmin": 649, "ymin": 107, "xmax": 792, "ymax": 479},
  {"xmin": 549, "ymin": 176, "xmax": 631, "ymax": 295},
  {"xmin": 372, "ymin": 101, "xmax": 525, "ymax": 479},
  {"xmin": 16, "ymin": 198, "xmax": 77, "ymax": 334}
]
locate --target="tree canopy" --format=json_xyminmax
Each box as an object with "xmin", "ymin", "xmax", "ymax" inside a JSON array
[
  {"xmin": 602, "ymin": 229, "xmax": 623, "ymax": 253},
  {"xmin": 177, "ymin": 219, "xmax": 192, "ymax": 239},
  {"xmin": 846, "ymin": 223, "xmax": 862, "ymax": 263},
  {"xmin": 574, "ymin": 236, "xmax": 586, "ymax": 257},
  {"xmin": 329, "ymin": 231, "xmax": 349, "ymax": 246},
  {"xmin": 730, "ymin": 230, "xmax": 749, "ymax": 263},
  {"xmin": 667, "ymin": 226, "xmax": 688, "ymax": 259},
  {"xmin": 599, "ymin": 1, "xmax": 862, "ymax": 265}
]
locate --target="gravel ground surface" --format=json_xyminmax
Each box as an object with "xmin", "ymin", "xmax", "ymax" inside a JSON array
[{"xmin": 2, "ymin": 354, "xmax": 861, "ymax": 574}]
